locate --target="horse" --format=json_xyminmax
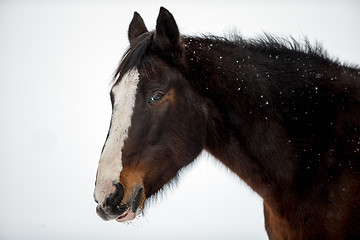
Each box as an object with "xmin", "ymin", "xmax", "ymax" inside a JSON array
[{"xmin": 94, "ymin": 7, "xmax": 360, "ymax": 239}]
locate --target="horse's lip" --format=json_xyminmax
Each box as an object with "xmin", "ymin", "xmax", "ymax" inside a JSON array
[
  {"xmin": 116, "ymin": 207, "xmax": 138, "ymax": 222},
  {"xmin": 116, "ymin": 187, "xmax": 143, "ymax": 222},
  {"xmin": 116, "ymin": 207, "xmax": 130, "ymax": 221}
]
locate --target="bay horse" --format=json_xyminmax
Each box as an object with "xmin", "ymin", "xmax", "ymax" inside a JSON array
[{"xmin": 94, "ymin": 7, "xmax": 360, "ymax": 239}]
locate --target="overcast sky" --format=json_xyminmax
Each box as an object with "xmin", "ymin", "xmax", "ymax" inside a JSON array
[{"xmin": 0, "ymin": 1, "xmax": 359, "ymax": 239}]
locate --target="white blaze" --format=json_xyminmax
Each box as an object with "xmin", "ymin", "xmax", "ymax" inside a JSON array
[{"xmin": 95, "ymin": 69, "xmax": 140, "ymax": 205}]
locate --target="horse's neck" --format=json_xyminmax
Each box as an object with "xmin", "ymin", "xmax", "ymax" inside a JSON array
[
  {"xmin": 186, "ymin": 40, "xmax": 295, "ymax": 199},
  {"xmin": 204, "ymin": 104, "xmax": 295, "ymax": 200}
]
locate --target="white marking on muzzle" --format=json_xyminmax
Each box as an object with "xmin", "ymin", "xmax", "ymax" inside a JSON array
[{"xmin": 95, "ymin": 69, "xmax": 140, "ymax": 205}]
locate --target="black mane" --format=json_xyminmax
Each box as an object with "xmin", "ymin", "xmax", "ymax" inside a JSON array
[
  {"xmin": 113, "ymin": 32, "xmax": 357, "ymax": 84},
  {"xmin": 190, "ymin": 33, "xmax": 329, "ymax": 58}
]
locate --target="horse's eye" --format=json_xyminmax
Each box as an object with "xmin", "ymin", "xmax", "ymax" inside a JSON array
[{"xmin": 149, "ymin": 91, "xmax": 164, "ymax": 103}]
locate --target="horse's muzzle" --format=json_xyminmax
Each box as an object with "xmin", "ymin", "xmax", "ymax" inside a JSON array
[
  {"xmin": 94, "ymin": 182, "xmax": 144, "ymax": 222},
  {"xmin": 95, "ymin": 182, "xmax": 126, "ymax": 220}
]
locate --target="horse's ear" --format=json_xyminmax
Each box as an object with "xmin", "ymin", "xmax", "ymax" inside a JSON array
[
  {"xmin": 153, "ymin": 7, "xmax": 184, "ymax": 61},
  {"xmin": 128, "ymin": 12, "xmax": 148, "ymax": 44}
]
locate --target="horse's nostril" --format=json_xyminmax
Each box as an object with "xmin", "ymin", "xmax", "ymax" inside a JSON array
[
  {"xmin": 115, "ymin": 182, "xmax": 124, "ymax": 200},
  {"xmin": 96, "ymin": 182, "xmax": 128, "ymax": 219},
  {"xmin": 102, "ymin": 182, "xmax": 124, "ymax": 208}
]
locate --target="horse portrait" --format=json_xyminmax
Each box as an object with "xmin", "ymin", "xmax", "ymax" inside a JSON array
[{"xmin": 94, "ymin": 7, "xmax": 360, "ymax": 239}]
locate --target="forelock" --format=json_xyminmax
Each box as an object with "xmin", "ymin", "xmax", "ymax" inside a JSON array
[{"xmin": 113, "ymin": 32, "xmax": 154, "ymax": 84}]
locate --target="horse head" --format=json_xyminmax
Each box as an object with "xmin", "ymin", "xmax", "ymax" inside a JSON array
[{"xmin": 94, "ymin": 7, "xmax": 208, "ymax": 222}]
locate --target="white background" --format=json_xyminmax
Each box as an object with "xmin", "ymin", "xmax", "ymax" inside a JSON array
[{"xmin": 0, "ymin": 1, "xmax": 359, "ymax": 239}]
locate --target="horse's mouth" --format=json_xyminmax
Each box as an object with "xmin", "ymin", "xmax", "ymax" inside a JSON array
[
  {"xmin": 116, "ymin": 207, "xmax": 134, "ymax": 222},
  {"xmin": 96, "ymin": 186, "xmax": 144, "ymax": 222},
  {"xmin": 116, "ymin": 187, "xmax": 144, "ymax": 223}
]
